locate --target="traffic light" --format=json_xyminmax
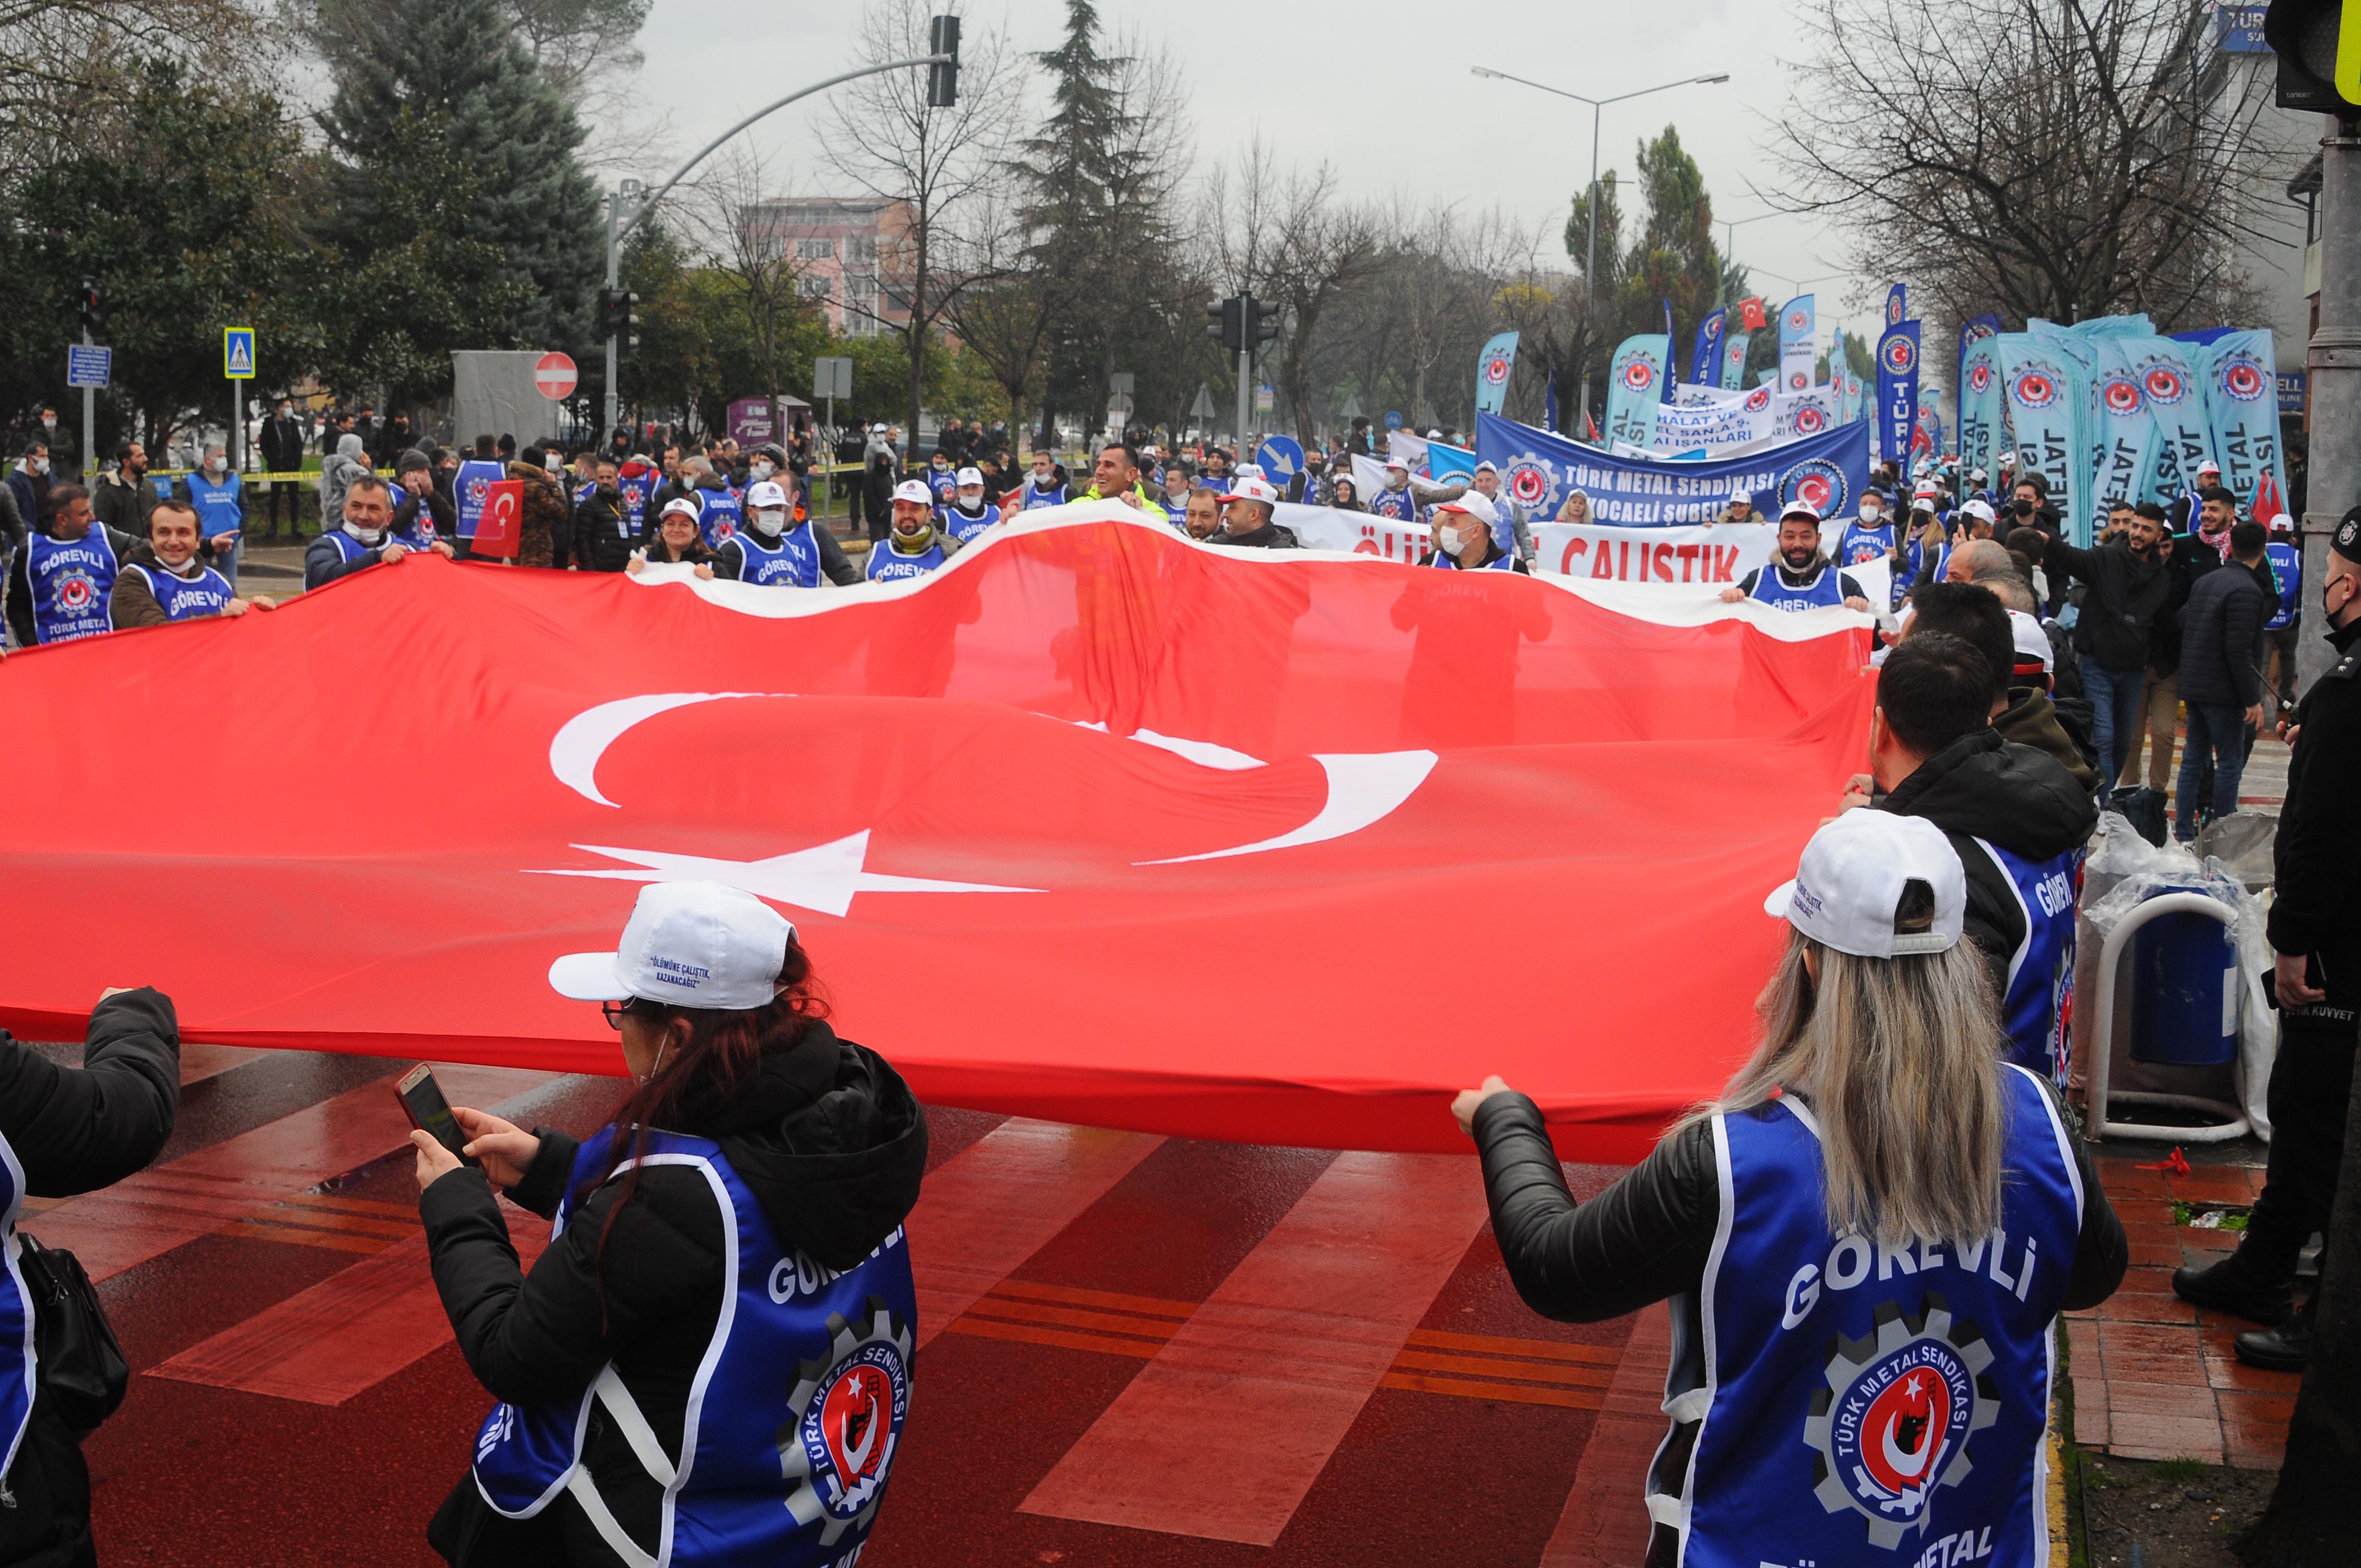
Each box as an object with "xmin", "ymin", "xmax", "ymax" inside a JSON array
[
  {"xmin": 599, "ymin": 287, "xmax": 639, "ymax": 353},
  {"xmin": 1205, "ymin": 294, "xmax": 1245, "ymax": 352},
  {"xmin": 76, "ymin": 277, "xmax": 105, "ymax": 336},
  {"xmin": 927, "ymin": 14, "xmax": 961, "ymax": 107},
  {"xmin": 2265, "ymin": 1, "xmax": 2361, "ymax": 111},
  {"xmin": 1250, "ymin": 295, "xmax": 1283, "ymax": 349}
]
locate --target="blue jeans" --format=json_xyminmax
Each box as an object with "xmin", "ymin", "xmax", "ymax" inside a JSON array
[
  {"xmin": 2175, "ymin": 700, "xmax": 2250, "ymax": 841},
  {"xmin": 2087, "ymin": 663, "xmax": 2149, "ymax": 788},
  {"xmin": 208, "ymin": 534, "xmax": 241, "ymax": 590}
]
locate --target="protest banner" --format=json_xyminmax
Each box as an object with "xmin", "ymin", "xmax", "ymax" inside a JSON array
[
  {"xmin": 1876, "ymin": 321, "xmax": 1922, "ymax": 469},
  {"xmin": 1604, "ymin": 333, "xmax": 1671, "ymax": 450},
  {"xmin": 1778, "ymin": 295, "xmax": 1817, "ymax": 394},
  {"xmin": 1533, "ymin": 520, "xmax": 1775, "ymax": 583},
  {"xmin": 1477, "ymin": 411, "xmax": 1872, "ymax": 528},
  {"xmin": 2200, "ymin": 329, "xmax": 2287, "ymax": 513},
  {"xmin": 1279, "ymin": 502, "xmax": 1428, "ymax": 560},
  {"xmin": 1474, "ymin": 330, "xmax": 1519, "ymax": 417}
]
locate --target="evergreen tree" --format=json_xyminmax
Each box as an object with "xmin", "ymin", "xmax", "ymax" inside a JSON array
[{"xmin": 319, "ymin": 0, "xmax": 602, "ymax": 367}]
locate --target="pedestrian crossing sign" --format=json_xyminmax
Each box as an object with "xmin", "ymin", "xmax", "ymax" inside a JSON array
[{"xmin": 224, "ymin": 326, "xmax": 255, "ymax": 380}]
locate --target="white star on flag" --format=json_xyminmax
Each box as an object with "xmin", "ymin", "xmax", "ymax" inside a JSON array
[{"xmin": 529, "ymin": 830, "xmax": 1037, "ymax": 918}]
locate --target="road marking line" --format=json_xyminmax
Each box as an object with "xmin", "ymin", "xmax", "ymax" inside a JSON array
[
  {"xmin": 906, "ymin": 1119, "xmax": 1163, "ymax": 1349},
  {"xmin": 1019, "ymin": 1151, "xmax": 1490, "ymax": 1546},
  {"xmin": 1540, "ymin": 1303, "xmax": 1674, "ymax": 1568}
]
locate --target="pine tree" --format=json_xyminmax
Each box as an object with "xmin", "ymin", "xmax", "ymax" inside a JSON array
[{"xmin": 319, "ymin": 0, "xmax": 602, "ymax": 363}]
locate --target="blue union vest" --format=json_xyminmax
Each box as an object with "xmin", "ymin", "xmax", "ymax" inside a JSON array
[
  {"xmin": 1835, "ymin": 519, "xmax": 1895, "ymax": 568},
  {"xmin": 942, "ymin": 502, "xmax": 1000, "ymax": 546},
  {"xmin": 472, "ymin": 1130, "xmax": 916, "ymax": 1568},
  {"xmin": 1017, "ymin": 479, "xmax": 1066, "ymax": 510},
  {"xmin": 454, "ymin": 461, "xmax": 508, "ymax": 541},
  {"xmin": 865, "ymin": 538, "xmax": 946, "ymax": 584},
  {"xmin": 2265, "ymin": 538, "xmax": 2301, "ymax": 632},
  {"xmin": 1976, "ymin": 838, "xmax": 2083, "ymax": 1084},
  {"xmin": 1749, "ymin": 561, "xmax": 1846, "ymax": 612},
  {"xmin": 0, "ymin": 1137, "xmax": 34, "ymax": 1486},
  {"xmin": 184, "ymin": 470, "xmax": 242, "ymax": 539},
  {"xmin": 1663, "ymin": 1070, "xmax": 2081, "ymax": 1568},
  {"xmin": 732, "ymin": 524, "xmax": 824, "ymax": 588},
  {"xmin": 697, "ymin": 488, "xmax": 744, "ymax": 549},
  {"xmin": 1369, "ymin": 486, "xmax": 1418, "ymax": 522},
  {"xmin": 26, "ymin": 529, "xmax": 119, "ymax": 643},
  {"xmin": 1434, "ymin": 546, "xmax": 1519, "ymax": 572},
  {"xmin": 122, "ymin": 562, "xmax": 235, "ymax": 622}
]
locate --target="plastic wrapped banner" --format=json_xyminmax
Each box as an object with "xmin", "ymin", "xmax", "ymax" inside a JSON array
[
  {"xmin": 0, "ymin": 507, "xmax": 1875, "ymax": 1161},
  {"xmin": 1605, "ymin": 333, "xmax": 1672, "ymax": 450},
  {"xmin": 2134, "ymin": 337, "xmax": 2214, "ymax": 510},
  {"xmin": 2092, "ymin": 338, "xmax": 2159, "ymax": 508},
  {"xmin": 2201, "ymin": 330, "xmax": 2286, "ymax": 513},
  {"xmin": 1778, "ymin": 295, "xmax": 1818, "ymax": 394},
  {"xmin": 1996, "ymin": 334, "xmax": 2091, "ymax": 542}
]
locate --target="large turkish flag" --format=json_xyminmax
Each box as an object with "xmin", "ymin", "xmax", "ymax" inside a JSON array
[{"xmin": 0, "ymin": 507, "xmax": 1874, "ymax": 1158}]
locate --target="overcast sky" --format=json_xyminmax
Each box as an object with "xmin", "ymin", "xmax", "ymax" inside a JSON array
[{"xmin": 622, "ymin": 0, "xmax": 1881, "ymax": 351}]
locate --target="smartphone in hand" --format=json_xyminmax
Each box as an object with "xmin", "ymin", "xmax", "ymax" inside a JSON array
[{"xmin": 396, "ymin": 1065, "xmax": 476, "ymax": 1166}]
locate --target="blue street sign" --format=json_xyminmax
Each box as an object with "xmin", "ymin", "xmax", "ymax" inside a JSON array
[
  {"xmin": 1384, "ymin": 411, "xmax": 1403, "ymax": 429},
  {"xmin": 66, "ymin": 345, "xmax": 111, "ymax": 389},
  {"xmin": 223, "ymin": 326, "xmax": 255, "ymax": 380},
  {"xmin": 2278, "ymin": 369, "xmax": 2309, "ymax": 414},
  {"xmin": 1255, "ymin": 434, "xmax": 1304, "ymax": 483},
  {"xmin": 2215, "ymin": 4, "xmax": 2269, "ymax": 53}
]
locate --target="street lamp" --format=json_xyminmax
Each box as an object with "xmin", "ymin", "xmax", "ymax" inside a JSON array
[
  {"xmin": 1720, "ymin": 210, "xmax": 1780, "ymax": 272},
  {"xmin": 1472, "ymin": 65, "xmax": 1728, "ymax": 431}
]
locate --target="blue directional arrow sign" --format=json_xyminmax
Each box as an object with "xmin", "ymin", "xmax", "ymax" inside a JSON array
[{"xmin": 223, "ymin": 326, "xmax": 255, "ymax": 380}]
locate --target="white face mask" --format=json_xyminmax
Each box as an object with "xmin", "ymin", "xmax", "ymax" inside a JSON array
[
  {"xmin": 1859, "ymin": 502, "xmax": 1882, "ymax": 523},
  {"xmin": 27, "ymin": 457, "xmax": 45, "ymax": 476},
  {"xmin": 205, "ymin": 455, "xmax": 226, "ymax": 475},
  {"xmin": 342, "ymin": 520, "xmax": 385, "ymax": 546},
  {"xmin": 752, "ymin": 508, "xmax": 787, "ymax": 536},
  {"xmin": 1441, "ymin": 523, "xmax": 1473, "ymax": 558},
  {"xmin": 959, "ymin": 488, "xmax": 984, "ymax": 507},
  {"xmin": 750, "ymin": 461, "xmax": 774, "ymax": 482},
  {"xmin": 41, "ymin": 417, "xmax": 55, "ymax": 431}
]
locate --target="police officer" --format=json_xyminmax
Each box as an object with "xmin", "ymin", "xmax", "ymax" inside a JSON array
[
  {"xmin": 416, "ymin": 880, "xmax": 927, "ymax": 1568},
  {"xmin": 867, "ymin": 480, "xmax": 955, "ymax": 582},
  {"xmin": 2174, "ymin": 505, "xmax": 2361, "ymax": 1369},
  {"xmin": 1456, "ymin": 809, "xmax": 2124, "ymax": 1568},
  {"xmin": 1718, "ymin": 503, "xmax": 1874, "ymax": 611}
]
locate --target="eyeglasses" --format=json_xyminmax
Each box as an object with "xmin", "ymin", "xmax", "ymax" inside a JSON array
[{"xmin": 601, "ymin": 999, "xmax": 659, "ymax": 1030}]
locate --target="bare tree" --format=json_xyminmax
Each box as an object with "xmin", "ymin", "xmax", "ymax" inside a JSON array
[
  {"xmin": 1766, "ymin": 0, "xmax": 2274, "ymax": 330},
  {"xmin": 824, "ymin": 0, "xmax": 1021, "ymax": 444},
  {"xmin": 0, "ymin": 0, "xmax": 262, "ymax": 181},
  {"xmin": 937, "ymin": 191, "xmax": 1054, "ymax": 432},
  {"xmin": 673, "ymin": 144, "xmax": 815, "ymax": 405},
  {"xmin": 1204, "ymin": 137, "xmax": 1378, "ymax": 444}
]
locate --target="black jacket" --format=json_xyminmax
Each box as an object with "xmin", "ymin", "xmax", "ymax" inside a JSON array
[
  {"xmin": 259, "ymin": 415, "xmax": 306, "ymax": 473},
  {"xmin": 0, "ymin": 990, "xmax": 181, "ymax": 1567},
  {"xmin": 1878, "ymin": 728, "xmax": 2099, "ymax": 998},
  {"xmin": 2269, "ymin": 618, "xmax": 2361, "ymax": 998},
  {"xmin": 1472, "ymin": 1082, "xmax": 2123, "ymax": 1568},
  {"xmin": 303, "ymin": 527, "xmax": 399, "ymax": 592},
  {"xmin": 1214, "ymin": 520, "xmax": 1299, "ymax": 549},
  {"xmin": 2036, "ymin": 537, "xmax": 2172, "ymax": 673},
  {"xmin": 2177, "ymin": 558, "xmax": 2270, "ymax": 710},
  {"xmin": 422, "ymin": 1022, "xmax": 927, "ymax": 1568},
  {"xmin": 570, "ymin": 489, "xmax": 639, "ymax": 573}
]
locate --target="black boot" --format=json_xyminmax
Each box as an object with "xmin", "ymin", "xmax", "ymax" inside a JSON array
[
  {"xmin": 2234, "ymin": 1298, "xmax": 2315, "ymax": 1371},
  {"xmin": 2171, "ymin": 1255, "xmax": 2294, "ymax": 1326}
]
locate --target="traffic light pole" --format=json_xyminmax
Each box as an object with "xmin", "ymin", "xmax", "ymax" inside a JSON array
[
  {"xmin": 599, "ymin": 48, "xmax": 955, "ymax": 442},
  {"xmin": 1236, "ymin": 339, "xmax": 1252, "ymax": 450},
  {"xmin": 2302, "ymin": 111, "xmax": 2361, "ymax": 694}
]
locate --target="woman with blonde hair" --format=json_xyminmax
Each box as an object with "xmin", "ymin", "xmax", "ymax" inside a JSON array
[
  {"xmin": 1554, "ymin": 487, "xmax": 1592, "ymax": 524},
  {"xmin": 1455, "ymin": 809, "xmax": 2123, "ymax": 1568}
]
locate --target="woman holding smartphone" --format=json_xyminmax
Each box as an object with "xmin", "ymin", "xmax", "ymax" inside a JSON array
[{"xmin": 410, "ymin": 881, "xmax": 928, "ymax": 1568}]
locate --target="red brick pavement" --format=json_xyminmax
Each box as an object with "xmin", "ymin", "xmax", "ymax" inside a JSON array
[{"xmin": 2068, "ymin": 1156, "xmax": 2301, "ymax": 1468}]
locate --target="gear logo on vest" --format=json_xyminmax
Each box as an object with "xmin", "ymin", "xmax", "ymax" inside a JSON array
[
  {"xmin": 1803, "ymin": 1297, "xmax": 1999, "ymax": 1549},
  {"xmin": 779, "ymin": 1297, "xmax": 913, "ymax": 1547},
  {"xmin": 54, "ymin": 570, "xmax": 96, "ymax": 612}
]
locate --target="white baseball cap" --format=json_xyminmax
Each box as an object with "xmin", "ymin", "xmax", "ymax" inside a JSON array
[
  {"xmin": 1778, "ymin": 499, "xmax": 1823, "ymax": 525},
  {"xmin": 955, "ymin": 466, "xmax": 984, "ymax": 487},
  {"xmin": 745, "ymin": 480, "xmax": 788, "ymax": 509},
  {"xmin": 1762, "ymin": 811, "xmax": 1966, "ymax": 959},
  {"xmin": 2008, "ymin": 610, "xmax": 2054, "ymax": 674},
  {"xmin": 2197, "ymin": 459, "xmax": 2222, "ymax": 476},
  {"xmin": 550, "ymin": 881, "xmax": 797, "ymax": 1010},
  {"xmin": 1474, "ymin": 460, "xmax": 1499, "ymax": 476},
  {"xmin": 1913, "ymin": 480, "xmax": 1938, "ymax": 499},
  {"xmin": 1383, "ymin": 454, "xmax": 1410, "ymax": 472},
  {"xmin": 659, "ymin": 496, "xmax": 700, "ymax": 522},
  {"xmin": 1959, "ymin": 497, "xmax": 1998, "ymax": 526},
  {"xmin": 1435, "ymin": 491, "xmax": 1498, "ymax": 527},
  {"xmin": 1218, "ymin": 473, "xmax": 1281, "ymax": 509},
  {"xmin": 892, "ymin": 479, "xmax": 935, "ymax": 507}
]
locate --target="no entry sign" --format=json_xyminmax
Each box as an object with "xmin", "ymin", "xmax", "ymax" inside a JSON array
[{"xmin": 534, "ymin": 352, "xmax": 578, "ymax": 401}]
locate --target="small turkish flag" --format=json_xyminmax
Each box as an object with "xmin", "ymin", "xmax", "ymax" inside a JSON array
[
  {"xmin": 473, "ymin": 480, "xmax": 523, "ymax": 558},
  {"xmin": 1738, "ymin": 297, "xmax": 1768, "ymax": 331},
  {"xmin": 2253, "ymin": 467, "xmax": 2288, "ymax": 529}
]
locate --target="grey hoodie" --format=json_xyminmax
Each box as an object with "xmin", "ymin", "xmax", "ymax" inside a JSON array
[{"xmin": 318, "ymin": 433, "xmax": 370, "ymax": 524}]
